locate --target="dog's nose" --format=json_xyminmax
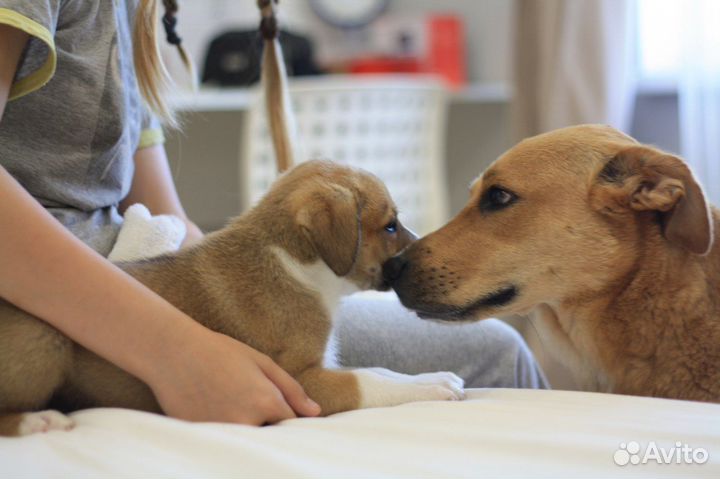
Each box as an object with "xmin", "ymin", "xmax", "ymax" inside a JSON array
[{"xmin": 383, "ymin": 254, "xmax": 408, "ymax": 283}]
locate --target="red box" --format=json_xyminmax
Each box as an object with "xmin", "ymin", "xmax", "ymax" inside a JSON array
[
  {"xmin": 426, "ymin": 15, "xmax": 467, "ymax": 88},
  {"xmin": 347, "ymin": 14, "xmax": 467, "ymax": 89}
]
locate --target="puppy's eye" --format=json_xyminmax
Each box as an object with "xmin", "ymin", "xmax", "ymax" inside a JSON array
[
  {"xmin": 480, "ymin": 186, "xmax": 517, "ymax": 212},
  {"xmin": 384, "ymin": 220, "xmax": 398, "ymax": 234}
]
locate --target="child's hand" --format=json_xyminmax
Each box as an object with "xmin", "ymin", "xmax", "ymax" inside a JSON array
[{"xmin": 148, "ymin": 329, "xmax": 321, "ymax": 425}]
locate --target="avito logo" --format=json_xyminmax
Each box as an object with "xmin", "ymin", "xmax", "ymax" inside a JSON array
[{"xmin": 614, "ymin": 441, "xmax": 709, "ymax": 466}]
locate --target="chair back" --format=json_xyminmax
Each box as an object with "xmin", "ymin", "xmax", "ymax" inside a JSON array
[{"xmin": 241, "ymin": 75, "xmax": 449, "ymax": 234}]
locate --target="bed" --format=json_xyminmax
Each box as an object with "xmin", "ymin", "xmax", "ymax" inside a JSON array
[{"xmin": 2, "ymin": 388, "xmax": 717, "ymax": 477}]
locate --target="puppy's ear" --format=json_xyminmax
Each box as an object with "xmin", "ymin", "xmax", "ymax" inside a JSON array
[
  {"xmin": 296, "ymin": 184, "xmax": 361, "ymax": 276},
  {"xmin": 590, "ymin": 145, "xmax": 713, "ymax": 255}
]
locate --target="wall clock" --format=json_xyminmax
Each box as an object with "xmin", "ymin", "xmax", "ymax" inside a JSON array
[{"xmin": 309, "ymin": 0, "xmax": 391, "ymax": 29}]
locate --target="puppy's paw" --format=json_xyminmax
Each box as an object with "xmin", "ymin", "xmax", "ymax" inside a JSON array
[
  {"xmin": 355, "ymin": 368, "xmax": 466, "ymax": 408},
  {"xmin": 18, "ymin": 410, "xmax": 75, "ymax": 436},
  {"xmin": 412, "ymin": 383, "xmax": 464, "ymax": 402},
  {"xmin": 409, "ymin": 371, "xmax": 465, "ymax": 400}
]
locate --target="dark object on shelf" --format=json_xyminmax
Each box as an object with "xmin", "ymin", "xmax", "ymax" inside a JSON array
[{"xmin": 202, "ymin": 29, "xmax": 324, "ymax": 87}]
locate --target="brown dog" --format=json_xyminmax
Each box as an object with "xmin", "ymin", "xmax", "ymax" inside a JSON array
[
  {"xmin": 0, "ymin": 160, "xmax": 463, "ymax": 436},
  {"xmin": 385, "ymin": 124, "xmax": 720, "ymax": 402}
]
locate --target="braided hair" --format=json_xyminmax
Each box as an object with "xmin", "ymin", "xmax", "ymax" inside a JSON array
[
  {"xmin": 161, "ymin": 0, "xmax": 196, "ymax": 86},
  {"xmin": 133, "ymin": 0, "xmax": 196, "ymax": 127},
  {"xmin": 257, "ymin": 0, "xmax": 296, "ymax": 173}
]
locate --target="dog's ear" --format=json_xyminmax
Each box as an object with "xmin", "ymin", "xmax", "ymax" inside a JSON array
[
  {"xmin": 295, "ymin": 184, "xmax": 361, "ymax": 276},
  {"xmin": 590, "ymin": 145, "xmax": 713, "ymax": 255}
]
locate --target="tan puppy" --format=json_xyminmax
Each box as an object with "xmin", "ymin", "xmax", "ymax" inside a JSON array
[
  {"xmin": 385, "ymin": 125, "xmax": 720, "ymax": 402},
  {"xmin": 0, "ymin": 160, "xmax": 463, "ymax": 436}
]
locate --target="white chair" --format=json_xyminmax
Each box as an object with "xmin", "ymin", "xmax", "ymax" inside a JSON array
[{"xmin": 240, "ymin": 75, "xmax": 450, "ymax": 235}]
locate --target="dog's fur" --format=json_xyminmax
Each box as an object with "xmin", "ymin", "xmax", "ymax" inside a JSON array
[
  {"xmin": 0, "ymin": 160, "xmax": 463, "ymax": 436},
  {"xmin": 385, "ymin": 125, "xmax": 720, "ymax": 402}
]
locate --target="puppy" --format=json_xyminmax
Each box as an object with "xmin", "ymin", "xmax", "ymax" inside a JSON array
[
  {"xmin": 385, "ymin": 124, "xmax": 720, "ymax": 402},
  {"xmin": 0, "ymin": 160, "xmax": 463, "ymax": 436}
]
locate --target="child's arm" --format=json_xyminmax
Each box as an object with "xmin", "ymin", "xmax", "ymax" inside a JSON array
[
  {"xmin": 0, "ymin": 24, "xmax": 320, "ymax": 424},
  {"xmin": 120, "ymin": 144, "xmax": 204, "ymax": 247}
]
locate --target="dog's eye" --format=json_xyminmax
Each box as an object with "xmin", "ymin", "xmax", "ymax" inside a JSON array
[
  {"xmin": 481, "ymin": 186, "xmax": 517, "ymax": 212},
  {"xmin": 384, "ymin": 220, "xmax": 398, "ymax": 234},
  {"xmin": 491, "ymin": 188, "xmax": 513, "ymax": 205}
]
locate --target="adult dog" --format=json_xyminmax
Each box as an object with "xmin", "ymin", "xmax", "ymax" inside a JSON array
[{"xmin": 384, "ymin": 124, "xmax": 719, "ymax": 402}]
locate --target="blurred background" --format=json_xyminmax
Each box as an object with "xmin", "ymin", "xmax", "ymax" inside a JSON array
[{"xmin": 163, "ymin": 0, "xmax": 720, "ymax": 389}]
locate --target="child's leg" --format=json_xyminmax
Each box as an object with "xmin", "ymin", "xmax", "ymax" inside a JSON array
[{"xmin": 334, "ymin": 293, "xmax": 548, "ymax": 389}]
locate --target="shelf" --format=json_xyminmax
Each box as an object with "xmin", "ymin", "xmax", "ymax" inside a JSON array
[
  {"xmin": 449, "ymin": 82, "xmax": 511, "ymax": 103},
  {"xmin": 170, "ymin": 88, "xmax": 256, "ymax": 112},
  {"xmin": 170, "ymin": 81, "xmax": 511, "ymax": 112}
]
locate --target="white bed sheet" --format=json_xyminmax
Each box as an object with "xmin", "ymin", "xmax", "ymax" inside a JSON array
[{"xmin": 1, "ymin": 388, "xmax": 718, "ymax": 478}]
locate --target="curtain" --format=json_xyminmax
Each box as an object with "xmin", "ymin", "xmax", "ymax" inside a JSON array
[
  {"xmin": 512, "ymin": 0, "xmax": 636, "ymax": 141},
  {"xmin": 679, "ymin": 0, "xmax": 720, "ymax": 204}
]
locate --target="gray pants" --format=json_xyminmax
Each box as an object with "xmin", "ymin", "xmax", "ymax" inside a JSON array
[{"xmin": 335, "ymin": 293, "xmax": 548, "ymax": 389}]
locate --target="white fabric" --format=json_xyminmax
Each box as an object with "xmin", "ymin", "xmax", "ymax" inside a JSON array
[
  {"xmin": 679, "ymin": 0, "xmax": 720, "ymax": 205},
  {"xmin": 1, "ymin": 389, "xmax": 718, "ymax": 477},
  {"xmin": 107, "ymin": 204, "xmax": 186, "ymax": 262}
]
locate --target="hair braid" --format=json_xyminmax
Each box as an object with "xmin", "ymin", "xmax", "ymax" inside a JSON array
[
  {"xmin": 257, "ymin": 0, "xmax": 296, "ymax": 173},
  {"xmin": 133, "ymin": 0, "xmax": 196, "ymax": 127},
  {"xmin": 161, "ymin": 0, "xmax": 197, "ymax": 89}
]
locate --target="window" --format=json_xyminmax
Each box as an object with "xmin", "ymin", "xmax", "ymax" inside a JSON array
[{"xmin": 637, "ymin": 0, "xmax": 682, "ymax": 85}]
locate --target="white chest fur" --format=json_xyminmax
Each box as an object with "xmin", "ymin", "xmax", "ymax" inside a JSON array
[
  {"xmin": 271, "ymin": 247, "xmax": 359, "ymax": 317},
  {"xmin": 272, "ymin": 247, "xmax": 358, "ymax": 368}
]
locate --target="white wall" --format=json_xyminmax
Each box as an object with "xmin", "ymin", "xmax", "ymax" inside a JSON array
[{"xmin": 169, "ymin": 0, "xmax": 513, "ymax": 84}]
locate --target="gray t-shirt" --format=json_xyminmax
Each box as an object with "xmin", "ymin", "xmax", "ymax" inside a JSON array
[{"xmin": 0, "ymin": 0, "xmax": 164, "ymax": 255}]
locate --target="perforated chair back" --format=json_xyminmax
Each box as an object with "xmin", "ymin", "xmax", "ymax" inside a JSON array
[{"xmin": 241, "ymin": 75, "xmax": 449, "ymax": 234}]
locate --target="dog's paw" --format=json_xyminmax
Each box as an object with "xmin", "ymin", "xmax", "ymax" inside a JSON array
[
  {"xmin": 410, "ymin": 371, "xmax": 466, "ymax": 400},
  {"xmin": 355, "ymin": 368, "xmax": 466, "ymax": 408},
  {"xmin": 18, "ymin": 410, "xmax": 75, "ymax": 436}
]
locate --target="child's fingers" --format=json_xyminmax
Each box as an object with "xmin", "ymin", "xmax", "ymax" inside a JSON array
[{"xmin": 256, "ymin": 355, "xmax": 321, "ymax": 418}]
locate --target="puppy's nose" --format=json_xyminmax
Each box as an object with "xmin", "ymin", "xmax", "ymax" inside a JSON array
[{"xmin": 383, "ymin": 255, "xmax": 408, "ymax": 284}]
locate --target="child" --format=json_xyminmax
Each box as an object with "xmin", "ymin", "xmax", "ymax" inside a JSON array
[{"xmin": 0, "ymin": 0, "xmax": 546, "ymax": 428}]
